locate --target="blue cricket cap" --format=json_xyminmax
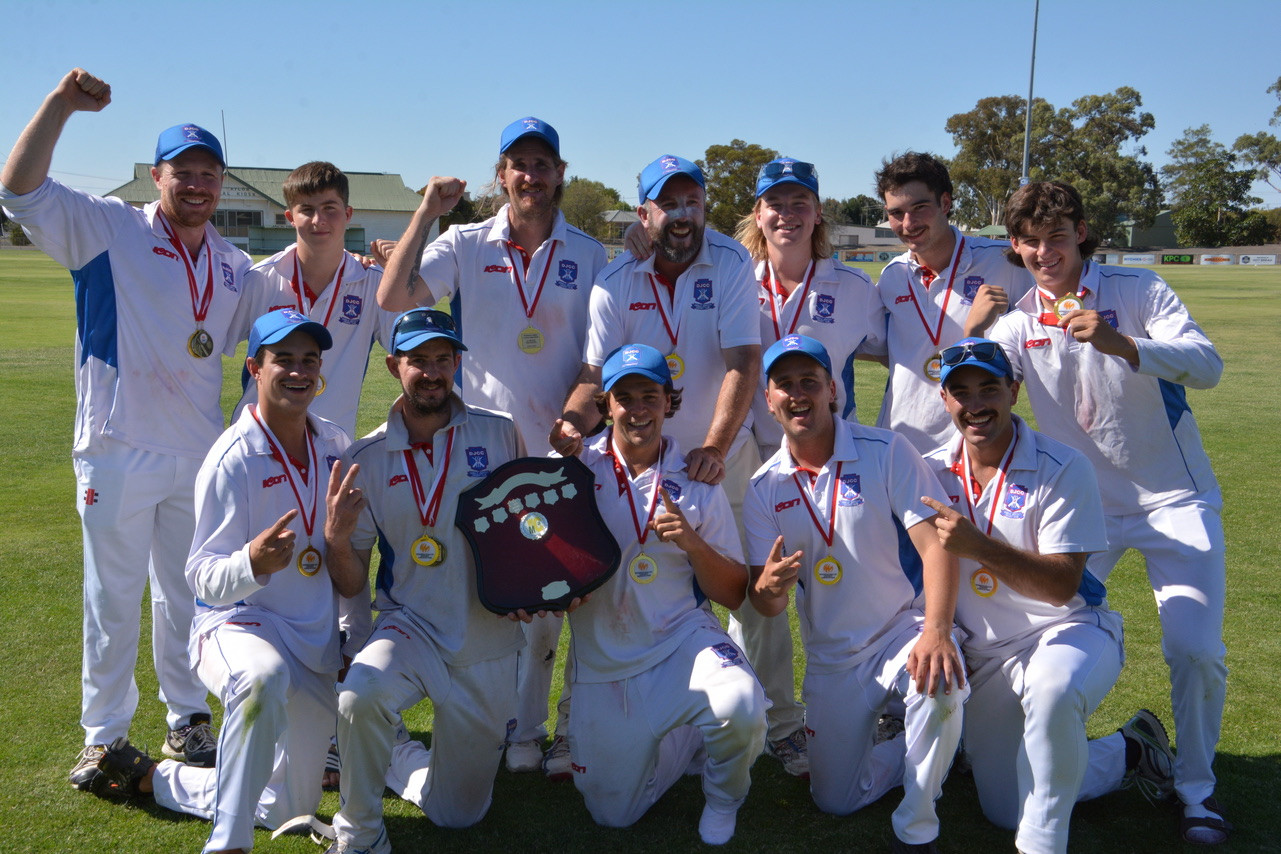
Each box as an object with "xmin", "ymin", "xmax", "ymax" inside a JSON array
[
  {"xmin": 602, "ymin": 343, "xmax": 671, "ymax": 391},
  {"xmin": 500, "ymin": 116, "xmax": 560, "ymax": 156},
  {"xmin": 391, "ymin": 308, "xmax": 467, "ymax": 354},
  {"xmin": 755, "ymin": 157, "xmax": 820, "ymax": 198},
  {"xmin": 154, "ymin": 123, "xmax": 225, "ymax": 167},
  {"xmin": 638, "ymin": 154, "xmax": 705, "ymax": 204},
  {"xmin": 763, "ymin": 334, "xmax": 833, "ymax": 377},
  {"xmin": 937, "ymin": 337, "xmax": 1014, "ymax": 387},
  {"xmin": 249, "ymin": 308, "xmax": 332, "ymax": 356}
]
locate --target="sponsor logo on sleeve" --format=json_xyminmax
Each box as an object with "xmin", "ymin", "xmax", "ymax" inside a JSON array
[
  {"xmin": 895, "ymin": 294, "xmax": 913, "ymax": 304},
  {"xmin": 484, "ymin": 264, "xmax": 514, "ymax": 274},
  {"xmin": 1025, "ymin": 338, "xmax": 1051, "ymax": 349},
  {"xmin": 389, "ymin": 473, "xmax": 408, "ymax": 487},
  {"xmin": 775, "ymin": 497, "xmax": 801, "ymax": 512},
  {"xmin": 263, "ymin": 474, "xmax": 287, "ymax": 488},
  {"xmin": 629, "ymin": 301, "xmax": 657, "ymax": 311},
  {"xmin": 152, "ymin": 245, "xmax": 178, "ymax": 260},
  {"xmin": 710, "ymin": 642, "xmax": 745, "ymax": 668}
]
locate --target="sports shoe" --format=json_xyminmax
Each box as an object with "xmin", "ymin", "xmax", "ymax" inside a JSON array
[
  {"xmin": 69, "ymin": 743, "xmax": 107, "ymax": 791},
  {"xmin": 876, "ymin": 713, "xmax": 905, "ymax": 744},
  {"xmin": 94, "ymin": 736, "xmax": 155, "ymax": 797},
  {"xmin": 1118, "ymin": 709, "xmax": 1174, "ymax": 801},
  {"xmin": 505, "ymin": 739, "xmax": 544, "ymax": 773},
  {"xmin": 164, "ymin": 713, "xmax": 216, "ymax": 767},
  {"xmin": 325, "ymin": 832, "xmax": 391, "ymax": 854},
  {"xmin": 542, "ymin": 734, "xmax": 572, "ymax": 781},
  {"xmin": 766, "ymin": 727, "xmax": 810, "ymax": 778},
  {"xmin": 1181, "ymin": 796, "xmax": 1233, "ymax": 845},
  {"xmin": 698, "ymin": 802, "xmax": 738, "ymax": 845}
]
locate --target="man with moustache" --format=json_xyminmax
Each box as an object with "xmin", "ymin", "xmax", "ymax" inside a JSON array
[
  {"xmin": 872, "ymin": 152, "xmax": 1033, "ymax": 453},
  {"xmin": 378, "ymin": 117, "xmax": 606, "ymax": 776},
  {"xmin": 328, "ymin": 308, "xmax": 527, "ymax": 852},
  {"xmin": 1, "ymin": 68, "xmax": 253, "ymax": 786}
]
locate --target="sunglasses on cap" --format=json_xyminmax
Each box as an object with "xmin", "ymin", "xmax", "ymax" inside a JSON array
[
  {"xmin": 394, "ymin": 308, "xmax": 457, "ymax": 336},
  {"xmin": 759, "ymin": 160, "xmax": 819, "ymax": 184},
  {"xmin": 939, "ymin": 340, "xmax": 1006, "ymax": 367}
]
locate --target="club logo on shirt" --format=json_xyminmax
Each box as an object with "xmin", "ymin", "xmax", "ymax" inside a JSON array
[
  {"xmin": 340, "ymin": 294, "xmax": 363, "ymax": 325},
  {"xmin": 837, "ymin": 473, "xmax": 863, "ymax": 506},
  {"xmin": 1099, "ymin": 309, "xmax": 1119, "ymax": 329},
  {"xmin": 484, "ymin": 264, "xmax": 513, "ymax": 274},
  {"xmin": 466, "ymin": 446, "xmax": 490, "ymax": 477},
  {"xmin": 961, "ymin": 276, "xmax": 984, "ymax": 304},
  {"xmin": 661, "ymin": 479, "xmax": 682, "ymax": 503},
  {"xmin": 710, "ymin": 642, "xmax": 744, "ymax": 668},
  {"xmin": 813, "ymin": 293, "xmax": 835, "ymax": 323},
  {"xmin": 83, "ymin": 487, "xmax": 100, "ymax": 507},
  {"xmin": 326, "ymin": 454, "xmax": 340, "ymax": 469},
  {"xmin": 221, "ymin": 262, "xmax": 237, "ymax": 292},
  {"xmin": 555, "ymin": 260, "xmax": 579, "ymax": 289},
  {"xmin": 1000, "ymin": 483, "xmax": 1027, "ymax": 518},
  {"xmin": 692, "ymin": 279, "xmax": 715, "ymax": 310}
]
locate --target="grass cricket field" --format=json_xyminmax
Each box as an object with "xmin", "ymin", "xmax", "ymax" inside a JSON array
[{"xmin": 0, "ymin": 250, "xmax": 1276, "ymax": 853}]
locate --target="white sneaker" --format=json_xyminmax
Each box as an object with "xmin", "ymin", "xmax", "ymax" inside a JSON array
[
  {"xmin": 505, "ymin": 739, "xmax": 544, "ymax": 773},
  {"xmin": 542, "ymin": 734, "xmax": 572, "ymax": 781},
  {"xmin": 698, "ymin": 803, "xmax": 738, "ymax": 845},
  {"xmin": 766, "ymin": 727, "xmax": 810, "ymax": 778}
]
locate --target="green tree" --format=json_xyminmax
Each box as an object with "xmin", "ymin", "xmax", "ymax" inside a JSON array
[
  {"xmin": 560, "ymin": 177, "xmax": 626, "ymax": 239},
  {"xmin": 1162, "ymin": 125, "xmax": 1261, "ymax": 247},
  {"xmin": 944, "ymin": 88, "xmax": 1161, "ymax": 244},
  {"xmin": 1232, "ymin": 77, "xmax": 1281, "ymax": 192},
  {"xmin": 697, "ymin": 140, "xmax": 779, "ymax": 235},
  {"xmin": 821, "ymin": 194, "xmax": 883, "ymax": 227}
]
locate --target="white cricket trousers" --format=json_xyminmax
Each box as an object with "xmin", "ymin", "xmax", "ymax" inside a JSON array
[
  {"xmin": 334, "ymin": 611, "xmax": 517, "ymax": 847},
  {"xmin": 151, "ymin": 618, "xmax": 334, "ymax": 852},
  {"xmin": 74, "ymin": 437, "xmax": 210, "ymax": 744},
  {"xmin": 569, "ymin": 626, "xmax": 767, "ymax": 829},
  {"xmin": 964, "ymin": 618, "xmax": 1127, "ymax": 854},
  {"xmin": 1089, "ymin": 497, "xmax": 1227, "ymax": 806},
  {"xmin": 803, "ymin": 620, "xmax": 968, "ymax": 846}
]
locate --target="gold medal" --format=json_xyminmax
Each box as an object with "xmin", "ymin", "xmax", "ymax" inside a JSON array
[
  {"xmin": 517, "ymin": 325, "xmax": 545, "ymax": 354},
  {"xmin": 315, "ymin": 374, "xmax": 327, "ymax": 396},
  {"xmin": 188, "ymin": 328, "xmax": 214, "ymax": 358},
  {"xmin": 665, "ymin": 352, "xmax": 685, "ymax": 380},
  {"xmin": 628, "ymin": 551, "xmax": 657, "ymax": 583},
  {"xmin": 411, "ymin": 534, "xmax": 445, "ymax": 567},
  {"xmin": 1053, "ymin": 294, "xmax": 1083, "ymax": 318},
  {"xmin": 519, "ymin": 512, "xmax": 549, "ymax": 541},
  {"xmin": 814, "ymin": 555, "xmax": 842, "ymax": 585},
  {"xmin": 297, "ymin": 545, "xmax": 322, "ymax": 577},
  {"xmin": 970, "ymin": 567, "xmax": 998, "ymax": 597},
  {"xmin": 923, "ymin": 354, "xmax": 942, "ymax": 383}
]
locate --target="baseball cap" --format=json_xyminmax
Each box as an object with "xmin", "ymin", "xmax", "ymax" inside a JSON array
[
  {"xmin": 602, "ymin": 343, "xmax": 671, "ymax": 391},
  {"xmin": 500, "ymin": 116, "xmax": 560, "ymax": 156},
  {"xmin": 154, "ymin": 123, "xmax": 225, "ymax": 167},
  {"xmin": 638, "ymin": 155, "xmax": 705, "ymax": 204},
  {"xmin": 756, "ymin": 157, "xmax": 819, "ymax": 198},
  {"xmin": 249, "ymin": 308, "xmax": 333, "ymax": 356},
  {"xmin": 391, "ymin": 308, "xmax": 467, "ymax": 354},
  {"xmin": 763, "ymin": 334, "xmax": 833, "ymax": 378},
  {"xmin": 937, "ymin": 337, "xmax": 1013, "ymax": 387}
]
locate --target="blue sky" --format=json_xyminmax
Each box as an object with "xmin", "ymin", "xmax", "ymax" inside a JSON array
[{"xmin": 3, "ymin": 0, "xmax": 1278, "ymax": 210}]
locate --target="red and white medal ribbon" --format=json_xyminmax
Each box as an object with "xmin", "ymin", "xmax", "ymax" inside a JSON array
[
  {"xmin": 158, "ymin": 212, "xmax": 215, "ymax": 329},
  {"xmin": 249, "ymin": 406, "xmax": 319, "ymax": 540},
  {"xmin": 607, "ymin": 431, "xmax": 665, "ymax": 549},
  {"xmin": 401, "ymin": 426, "xmax": 456, "ymax": 528},
  {"xmin": 959, "ymin": 431, "xmax": 1019, "ymax": 536},
  {"xmin": 290, "ymin": 251, "xmax": 345, "ymax": 328},
  {"xmin": 505, "ymin": 240, "xmax": 557, "ymax": 322},
  {"xmin": 763, "ymin": 261, "xmax": 817, "ymax": 343},
  {"xmin": 905, "ymin": 236, "xmax": 965, "ymax": 347},
  {"xmin": 647, "ymin": 273, "xmax": 683, "ymax": 355},
  {"xmin": 791, "ymin": 461, "xmax": 843, "ymax": 549}
]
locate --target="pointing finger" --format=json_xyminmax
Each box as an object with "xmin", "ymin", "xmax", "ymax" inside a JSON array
[{"xmin": 269, "ymin": 509, "xmax": 299, "ymax": 535}]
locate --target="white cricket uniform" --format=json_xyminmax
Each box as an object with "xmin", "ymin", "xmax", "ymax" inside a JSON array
[
  {"xmin": 583, "ymin": 229, "xmax": 761, "ymax": 457},
  {"xmin": 566, "ymin": 432, "xmax": 767, "ymax": 829},
  {"xmin": 926, "ymin": 416, "xmax": 1127, "ymax": 854},
  {"xmin": 744, "ymin": 257, "xmax": 887, "ymax": 739},
  {"xmin": 333, "ymin": 396, "xmax": 525, "ymax": 843},
  {"xmin": 989, "ymin": 262, "xmax": 1226, "ymax": 806},
  {"xmin": 0, "ymin": 177, "xmax": 253, "ymax": 743},
  {"xmin": 415, "ymin": 205, "xmax": 605, "ymax": 743},
  {"xmin": 742, "ymin": 419, "xmax": 968, "ymax": 845},
  {"xmin": 875, "ymin": 228, "xmax": 1033, "ymax": 453},
  {"xmin": 234, "ymin": 246, "xmax": 396, "ymax": 440},
  {"xmin": 147, "ymin": 407, "xmax": 349, "ymax": 853}
]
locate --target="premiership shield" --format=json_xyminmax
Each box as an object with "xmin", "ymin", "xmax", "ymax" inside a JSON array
[{"xmin": 456, "ymin": 456, "xmax": 621, "ymax": 615}]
